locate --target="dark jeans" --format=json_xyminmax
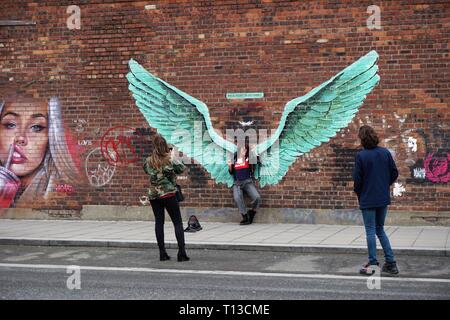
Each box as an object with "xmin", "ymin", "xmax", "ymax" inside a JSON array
[
  {"xmin": 150, "ymin": 196, "xmax": 186, "ymax": 255},
  {"xmin": 361, "ymin": 206, "xmax": 396, "ymax": 265}
]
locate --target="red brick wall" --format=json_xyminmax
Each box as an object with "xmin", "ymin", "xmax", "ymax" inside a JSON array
[{"xmin": 0, "ymin": 0, "xmax": 448, "ymax": 212}]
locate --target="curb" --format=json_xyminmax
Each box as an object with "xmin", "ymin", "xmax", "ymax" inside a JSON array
[{"xmin": 0, "ymin": 238, "xmax": 448, "ymax": 257}]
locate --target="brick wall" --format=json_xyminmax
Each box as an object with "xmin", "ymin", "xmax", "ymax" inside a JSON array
[{"xmin": 0, "ymin": 0, "xmax": 448, "ymax": 213}]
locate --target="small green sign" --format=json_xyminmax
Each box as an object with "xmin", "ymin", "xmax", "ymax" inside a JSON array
[{"xmin": 226, "ymin": 92, "xmax": 264, "ymax": 99}]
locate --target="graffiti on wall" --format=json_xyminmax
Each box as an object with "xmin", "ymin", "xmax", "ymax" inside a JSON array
[
  {"xmin": 387, "ymin": 135, "xmax": 448, "ymax": 185},
  {"xmin": 56, "ymin": 184, "xmax": 75, "ymax": 194},
  {"xmin": 407, "ymin": 137, "xmax": 418, "ymax": 153},
  {"xmin": 100, "ymin": 126, "xmax": 139, "ymax": 167},
  {"xmin": 337, "ymin": 110, "xmax": 449, "ymax": 201},
  {"xmin": 381, "ymin": 114, "xmax": 449, "ymax": 199},
  {"xmin": 393, "ymin": 183, "xmax": 406, "ymax": 197},
  {"xmin": 424, "ymin": 152, "xmax": 450, "ymax": 183},
  {"xmin": 413, "ymin": 167, "xmax": 426, "ymax": 179},
  {"xmin": 139, "ymin": 195, "xmax": 149, "ymax": 206},
  {"xmin": 73, "ymin": 118, "xmax": 87, "ymax": 133},
  {"xmin": 85, "ymin": 147, "xmax": 117, "ymax": 188}
]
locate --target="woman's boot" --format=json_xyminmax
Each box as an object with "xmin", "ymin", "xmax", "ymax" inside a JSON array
[
  {"xmin": 177, "ymin": 248, "xmax": 190, "ymax": 262},
  {"xmin": 159, "ymin": 248, "xmax": 170, "ymax": 261}
]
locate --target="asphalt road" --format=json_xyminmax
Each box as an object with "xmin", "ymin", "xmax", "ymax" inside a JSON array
[{"xmin": 0, "ymin": 245, "xmax": 449, "ymax": 300}]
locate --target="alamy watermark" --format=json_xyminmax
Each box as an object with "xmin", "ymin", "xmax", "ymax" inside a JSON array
[
  {"xmin": 66, "ymin": 265, "xmax": 81, "ymax": 290},
  {"xmin": 67, "ymin": 5, "xmax": 81, "ymax": 30},
  {"xmin": 168, "ymin": 122, "xmax": 280, "ymax": 174},
  {"xmin": 367, "ymin": 5, "xmax": 381, "ymax": 30},
  {"xmin": 366, "ymin": 265, "xmax": 381, "ymax": 290}
]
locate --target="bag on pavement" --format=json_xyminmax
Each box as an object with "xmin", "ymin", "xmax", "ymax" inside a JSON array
[{"xmin": 184, "ymin": 215, "xmax": 202, "ymax": 232}]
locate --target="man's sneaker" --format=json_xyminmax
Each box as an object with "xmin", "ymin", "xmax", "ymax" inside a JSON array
[
  {"xmin": 240, "ymin": 214, "xmax": 251, "ymax": 225},
  {"xmin": 359, "ymin": 262, "xmax": 379, "ymax": 275},
  {"xmin": 382, "ymin": 262, "xmax": 399, "ymax": 275}
]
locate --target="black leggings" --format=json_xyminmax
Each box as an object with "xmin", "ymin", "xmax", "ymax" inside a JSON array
[{"xmin": 150, "ymin": 196, "xmax": 186, "ymax": 254}]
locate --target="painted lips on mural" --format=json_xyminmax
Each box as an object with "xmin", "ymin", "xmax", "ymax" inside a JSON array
[{"xmin": 0, "ymin": 144, "xmax": 21, "ymax": 208}]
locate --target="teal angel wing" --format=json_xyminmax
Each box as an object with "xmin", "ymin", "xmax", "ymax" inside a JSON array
[
  {"xmin": 255, "ymin": 50, "xmax": 380, "ymax": 187},
  {"xmin": 127, "ymin": 59, "xmax": 237, "ymax": 187}
]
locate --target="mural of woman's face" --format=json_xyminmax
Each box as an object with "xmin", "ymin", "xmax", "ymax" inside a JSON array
[{"xmin": 0, "ymin": 99, "xmax": 49, "ymax": 179}]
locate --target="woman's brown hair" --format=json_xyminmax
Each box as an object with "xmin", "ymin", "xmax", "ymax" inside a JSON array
[
  {"xmin": 147, "ymin": 134, "xmax": 171, "ymax": 170},
  {"xmin": 358, "ymin": 125, "xmax": 380, "ymax": 149}
]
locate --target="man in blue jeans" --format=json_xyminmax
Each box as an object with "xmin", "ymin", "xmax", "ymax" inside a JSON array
[{"xmin": 353, "ymin": 125, "xmax": 399, "ymax": 275}]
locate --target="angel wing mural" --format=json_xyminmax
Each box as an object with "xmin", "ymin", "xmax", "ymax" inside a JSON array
[{"xmin": 127, "ymin": 50, "xmax": 380, "ymax": 188}]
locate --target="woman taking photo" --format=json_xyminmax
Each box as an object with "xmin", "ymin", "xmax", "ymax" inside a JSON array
[{"xmin": 143, "ymin": 134, "xmax": 189, "ymax": 262}]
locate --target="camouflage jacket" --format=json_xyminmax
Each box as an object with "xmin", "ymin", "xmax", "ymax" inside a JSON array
[{"xmin": 143, "ymin": 159, "xmax": 185, "ymax": 200}]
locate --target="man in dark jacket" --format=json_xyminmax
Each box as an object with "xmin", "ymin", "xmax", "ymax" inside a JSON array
[{"xmin": 353, "ymin": 125, "xmax": 399, "ymax": 275}]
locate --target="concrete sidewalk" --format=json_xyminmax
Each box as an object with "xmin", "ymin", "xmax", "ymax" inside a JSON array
[{"xmin": 0, "ymin": 219, "xmax": 449, "ymax": 256}]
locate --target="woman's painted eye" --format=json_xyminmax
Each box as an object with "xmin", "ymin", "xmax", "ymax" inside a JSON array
[
  {"xmin": 3, "ymin": 122, "xmax": 16, "ymax": 129},
  {"xmin": 31, "ymin": 124, "xmax": 46, "ymax": 132}
]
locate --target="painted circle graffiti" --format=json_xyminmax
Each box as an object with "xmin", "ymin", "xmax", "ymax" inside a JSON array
[
  {"xmin": 424, "ymin": 152, "xmax": 450, "ymax": 183},
  {"xmin": 100, "ymin": 126, "xmax": 138, "ymax": 166}
]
